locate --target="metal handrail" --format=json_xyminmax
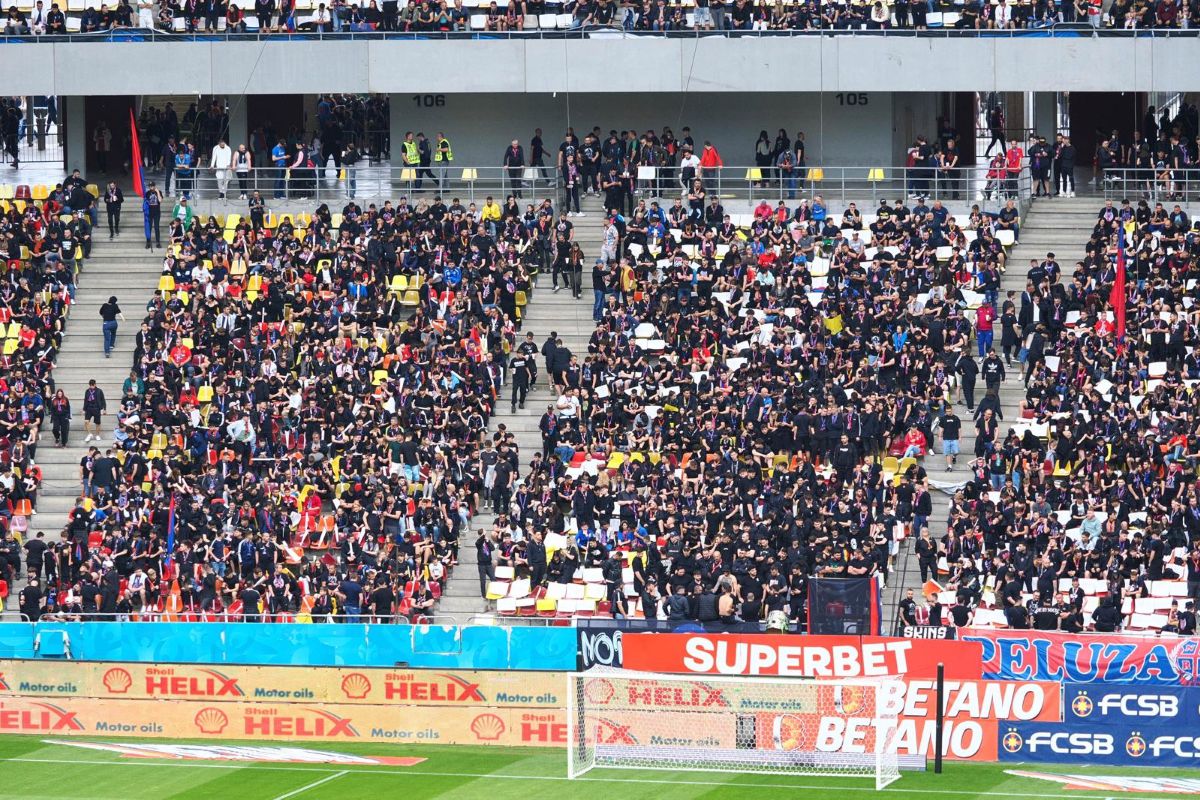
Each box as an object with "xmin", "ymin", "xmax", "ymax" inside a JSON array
[
  {"xmin": 1, "ymin": 23, "xmax": 1198, "ymax": 42},
  {"xmin": 158, "ymin": 162, "xmax": 1031, "ymax": 208},
  {"xmin": 1098, "ymin": 167, "xmax": 1200, "ymax": 205}
]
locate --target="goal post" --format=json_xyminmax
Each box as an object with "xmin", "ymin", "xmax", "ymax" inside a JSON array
[{"xmin": 567, "ymin": 668, "xmax": 902, "ymax": 790}]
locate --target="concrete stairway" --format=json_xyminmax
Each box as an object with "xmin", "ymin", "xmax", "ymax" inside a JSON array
[
  {"xmin": 438, "ymin": 194, "xmax": 606, "ymax": 617},
  {"xmin": 35, "ymin": 236, "xmax": 164, "ymax": 535}
]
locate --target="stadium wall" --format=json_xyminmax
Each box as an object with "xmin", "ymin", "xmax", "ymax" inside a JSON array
[
  {"xmin": 391, "ymin": 92, "xmax": 895, "ymax": 167},
  {"xmin": 3, "ymin": 37, "xmax": 1200, "ymax": 96}
]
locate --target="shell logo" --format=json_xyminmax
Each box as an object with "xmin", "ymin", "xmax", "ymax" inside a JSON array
[
  {"xmin": 341, "ymin": 673, "xmax": 372, "ymax": 700},
  {"xmin": 833, "ymin": 685, "xmax": 865, "ymax": 716},
  {"xmin": 194, "ymin": 707, "xmax": 230, "ymax": 735},
  {"xmin": 102, "ymin": 668, "xmax": 134, "ymax": 694},
  {"xmin": 470, "ymin": 713, "xmax": 506, "ymax": 741},
  {"xmin": 583, "ymin": 678, "xmax": 615, "ymax": 706},
  {"xmin": 772, "ymin": 714, "xmax": 805, "ymax": 751}
]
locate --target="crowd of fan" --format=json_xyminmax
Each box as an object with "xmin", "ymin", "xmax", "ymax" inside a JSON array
[
  {"xmin": 1092, "ymin": 103, "xmax": 1200, "ymax": 197},
  {"xmin": 480, "ymin": 122, "xmax": 1030, "ymax": 625},
  {"xmin": 12, "ymin": 184, "xmax": 563, "ymax": 623},
  {"xmin": 900, "ymin": 185, "xmax": 1200, "ymax": 635},
  {"xmin": 0, "ymin": 173, "xmax": 100, "ymax": 608},
  {"xmin": 6, "ymin": 0, "xmax": 1200, "ymax": 35}
]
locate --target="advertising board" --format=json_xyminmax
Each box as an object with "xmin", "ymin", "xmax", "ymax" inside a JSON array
[
  {"xmin": 962, "ymin": 629, "xmax": 1199, "ymax": 685},
  {"xmin": 621, "ymin": 633, "xmax": 983, "ymax": 679},
  {"xmin": 0, "ymin": 661, "xmax": 564, "ymax": 707},
  {"xmin": 1065, "ymin": 683, "xmax": 1200, "ymax": 725},
  {"xmin": 998, "ymin": 722, "xmax": 1200, "ymax": 768},
  {"xmin": 0, "ymin": 697, "xmax": 567, "ymax": 746}
]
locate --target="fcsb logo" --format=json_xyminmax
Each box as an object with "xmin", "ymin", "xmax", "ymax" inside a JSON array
[
  {"xmin": 1009, "ymin": 730, "xmax": 1114, "ymax": 755},
  {"xmin": 1001, "ymin": 729, "xmax": 1024, "ymax": 754},
  {"xmin": 1072, "ymin": 689, "xmax": 1180, "ymax": 718}
]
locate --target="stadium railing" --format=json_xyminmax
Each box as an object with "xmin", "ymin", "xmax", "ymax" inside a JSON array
[
  {"xmin": 1099, "ymin": 167, "xmax": 1200, "ymax": 204},
  {"xmin": 2, "ymin": 25, "xmax": 1198, "ymax": 42},
  {"xmin": 167, "ymin": 163, "xmax": 1032, "ymax": 207}
]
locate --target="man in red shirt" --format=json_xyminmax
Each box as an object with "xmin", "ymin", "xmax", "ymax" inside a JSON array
[
  {"xmin": 976, "ymin": 303, "xmax": 996, "ymax": 358},
  {"xmin": 1005, "ymin": 143, "xmax": 1025, "ymax": 197},
  {"xmin": 901, "ymin": 426, "xmax": 927, "ymax": 459}
]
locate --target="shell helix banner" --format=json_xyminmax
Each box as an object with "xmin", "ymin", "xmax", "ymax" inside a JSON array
[
  {"xmin": 0, "ymin": 697, "xmax": 567, "ymax": 746},
  {"xmin": 0, "ymin": 661, "xmax": 563, "ymax": 707}
]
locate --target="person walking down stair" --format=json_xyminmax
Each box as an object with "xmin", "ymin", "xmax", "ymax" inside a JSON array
[
  {"xmin": 83, "ymin": 379, "xmax": 106, "ymax": 443},
  {"xmin": 509, "ymin": 345, "xmax": 532, "ymax": 413},
  {"xmin": 99, "ymin": 295, "xmax": 125, "ymax": 358}
]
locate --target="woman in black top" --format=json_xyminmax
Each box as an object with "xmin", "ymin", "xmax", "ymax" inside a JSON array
[{"xmin": 104, "ymin": 181, "xmax": 123, "ymax": 240}]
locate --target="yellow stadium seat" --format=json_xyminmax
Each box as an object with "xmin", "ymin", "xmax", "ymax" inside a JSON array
[
  {"xmin": 389, "ymin": 275, "xmax": 408, "ymax": 295},
  {"xmin": 372, "ymin": 369, "xmax": 388, "ymax": 386},
  {"xmin": 0, "ymin": 185, "xmax": 13, "ymax": 200},
  {"xmin": 30, "ymin": 185, "xmax": 49, "ymax": 200},
  {"xmin": 197, "ymin": 385, "xmax": 214, "ymax": 403},
  {"xmin": 806, "ymin": 168, "xmax": 824, "ymax": 182},
  {"xmin": 515, "ymin": 290, "xmax": 527, "ymax": 308},
  {"xmin": 461, "ymin": 168, "xmax": 478, "ymax": 181},
  {"xmin": 85, "ymin": 184, "xmax": 100, "ymax": 198},
  {"xmin": 744, "ymin": 168, "xmax": 762, "ymax": 182},
  {"xmin": 867, "ymin": 168, "xmax": 885, "ymax": 182},
  {"xmin": 401, "ymin": 290, "xmax": 420, "ymax": 306},
  {"xmin": 400, "ymin": 168, "xmax": 416, "ymax": 182},
  {"xmin": 151, "ymin": 432, "xmax": 168, "ymax": 450},
  {"xmin": 158, "ymin": 275, "xmax": 175, "ymax": 292}
]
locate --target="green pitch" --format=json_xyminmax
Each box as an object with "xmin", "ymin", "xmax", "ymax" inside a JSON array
[{"xmin": 0, "ymin": 735, "xmax": 1198, "ymax": 800}]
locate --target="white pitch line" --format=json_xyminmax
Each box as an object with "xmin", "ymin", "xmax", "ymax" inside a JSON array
[
  {"xmin": 2, "ymin": 757, "xmax": 1197, "ymax": 800},
  {"xmin": 269, "ymin": 769, "xmax": 348, "ymax": 800}
]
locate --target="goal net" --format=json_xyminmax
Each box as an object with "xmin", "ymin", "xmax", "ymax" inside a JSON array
[{"xmin": 567, "ymin": 667, "xmax": 902, "ymax": 789}]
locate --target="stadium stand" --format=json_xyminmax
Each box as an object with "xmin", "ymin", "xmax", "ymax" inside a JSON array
[
  {"xmin": 0, "ymin": 174, "xmax": 99, "ymax": 598},
  {"xmin": 3, "ymin": 0, "xmax": 1200, "ymax": 35}
]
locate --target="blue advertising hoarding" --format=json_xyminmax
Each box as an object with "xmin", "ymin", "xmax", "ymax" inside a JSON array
[
  {"xmin": 999, "ymin": 722, "xmax": 1200, "ymax": 768},
  {"xmin": 1064, "ymin": 683, "xmax": 1200, "ymax": 725}
]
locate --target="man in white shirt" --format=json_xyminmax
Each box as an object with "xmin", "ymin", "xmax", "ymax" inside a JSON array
[
  {"xmin": 30, "ymin": 0, "xmax": 47, "ymax": 33},
  {"xmin": 137, "ymin": 0, "xmax": 155, "ymax": 28},
  {"xmin": 210, "ymin": 139, "xmax": 233, "ymax": 200}
]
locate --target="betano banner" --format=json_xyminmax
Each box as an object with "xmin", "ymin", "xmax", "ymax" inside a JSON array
[
  {"xmin": 0, "ymin": 696, "xmax": 568, "ymax": 746},
  {"xmin": 576, "ymin": 671, "xmax": 1059, "ymax": 761},
  {"xmin": 0, "ymin": 661, "xmax": 563, "ymax": 707},
  {"xmin": 621, "ymin": 633, "xmax": 984, "ymax": 679},
  {"xmin": 962, "ymin": 629, "xmax": 1200, "ymax": 685}
]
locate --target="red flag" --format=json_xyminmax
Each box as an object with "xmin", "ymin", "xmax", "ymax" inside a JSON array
[
  {"xmin": 1110, "ymin": 224, "xmax": 1127, "ymax": 354},
  {"xmin": 129, "ymin": 108, "xmax": 144, "ymax": 197}
]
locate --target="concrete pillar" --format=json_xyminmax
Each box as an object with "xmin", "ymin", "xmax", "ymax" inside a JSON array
[
  {"xmin": 225, "ymin": 98, "xmax": 249, "ymax": 148},
  {"xmin": 64, "ymin": 96, "xmax": 88, "ymax": 174},
  {"xmin": 1033, "ymin": 92, "xmax": 1058, "ymax": 142}
]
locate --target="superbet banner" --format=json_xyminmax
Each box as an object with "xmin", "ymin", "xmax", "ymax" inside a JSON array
[
  {"xmin": 0, "ymin": 696, "xmax": 568, "ymax": 746},
  {"xmin": 0, "ymin": 661, "xmax": 563, "ymax": 707},
  {"xmin": 620, "ymin": 634, "xmax": 984, "ymax": 679},
  {"xmin": 962, "ymin": 629, "xmax": 1200, "ymax": 685}
]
